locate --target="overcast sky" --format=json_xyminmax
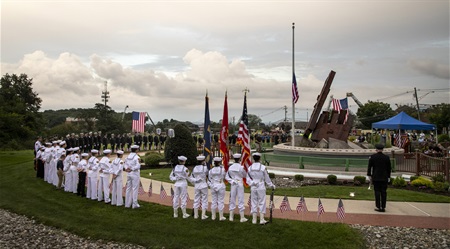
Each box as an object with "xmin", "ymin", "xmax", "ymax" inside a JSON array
[{"xmin": 1, "ymin": 0, "xmax": 449, "ymax": 125}]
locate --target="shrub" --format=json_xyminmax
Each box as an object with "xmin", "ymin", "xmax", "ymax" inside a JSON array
[
  {"xmin": 410, "ymin": 175, "xmax": 420, "ymax": 182},
  {"xmin": 431, "ymin": 174, "xmax": 446, "ymax": 183},
  {"xmin": 437, "ymin": 134, "xmax": 449, "ymax": 143},
  {"xmin": 353, "ymin": 176, "xmax": 367, "ymax": 184},
  {"xmin": 343, "ymin": 180, "xmax": 348, "ymax": 185},
  {"xmin": 432, "ymin": 181, "xmax": 450, "ymax": 192},
  {"xmin": 144, "ymin": 153, "xmax": 165, "ymax": 168},
  {"xmin": 353, "ymin": 180, "xmax": 361, "ymax": 186},
  {"xmin": 164, "ymin": 124, "xmax": 198, "ymax": 166},
  {"xmin": 327, "ymin": 174, "xmax": 337, "ymax": 185},
  {"xmin": 411, "ymin": 177, "xmax": 433, "ymax": 188},
  {"xmin": 294, "ymin": 174, "xmax": 304, "ymax": 181},
  {"xmin": 392, "ymin": 176, "xmax": 407, "ymax": 187},
  {"xmin": 268, "ymin": 172, "xmax": 275, "ymax": 179}
]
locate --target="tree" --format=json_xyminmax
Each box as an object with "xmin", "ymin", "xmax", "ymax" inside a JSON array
[
  {"xmin": 0, "ymin": 73, "xmax": 43, "ymax": 149},
  {"xmin": 356, "ymin": 101, "xmax": 395, "ymax": 129},
  {"xmin": 164, "ymin": 123, "xmax": 198, "ymax": 166},
  {"xmin": 427, "ymin": 103, "xmax": 450, "ymax": 134}
]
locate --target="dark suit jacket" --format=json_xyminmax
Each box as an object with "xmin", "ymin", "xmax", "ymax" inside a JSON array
[{"xmin": 367, "ymin": 152, "xmax": 391, "ymax": 182}]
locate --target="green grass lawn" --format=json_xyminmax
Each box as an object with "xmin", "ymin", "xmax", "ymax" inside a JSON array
[
  {"xmin": 141, "ymin": 168, "xmax": 450, "ymax": 203},
  {"xmin": 0, "ymin": 151, "xmax": 365, "ymax": 249}
]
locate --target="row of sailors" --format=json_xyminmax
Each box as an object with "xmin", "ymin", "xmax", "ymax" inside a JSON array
[
  {"xmin": 35, "ymin": 142, "xmax": 142, "ymax": 209},
  {"xmin": 171, "ymin": 153, "xmax": 275, "ymax": 225}
]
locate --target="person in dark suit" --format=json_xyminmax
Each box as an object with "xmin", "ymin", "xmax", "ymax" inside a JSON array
[{"xmin": 367, "ymin": 144, "xmax": 391, "ymax": 212}]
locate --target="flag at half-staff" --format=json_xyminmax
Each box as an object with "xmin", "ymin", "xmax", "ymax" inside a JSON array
[{"xmin": 220, "ymin": 91, "xmax": 229, "ymax": 171}]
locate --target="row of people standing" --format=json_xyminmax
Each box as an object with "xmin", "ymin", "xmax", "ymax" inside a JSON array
[
  {"xmin": 35, "ymin": 141, "xmax": 143, "ymax": 209},
  {"xmin": 170, "ymin": 153, "xmax": 275, "ymax": 225}
]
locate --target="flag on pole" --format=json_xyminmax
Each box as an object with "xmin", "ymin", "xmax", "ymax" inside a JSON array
[
  {"xmin": 220, "ymin": 92, "xmax": 230, "ymax": 171},
  {"xmin": 160, "ymin": 184, "xmax": 168, "ymax": 199},
  {"xmin": 318, "ymin": 198, "xmax": 325, "ymax": 217},
  {"xmin": 237, "ymin": 91, "xmax": 251, "ymax": 171},
  {"xmin": 132, "ymin": 111, "xmax": 146, "ymax": 133},
  {"xmin": 280, "ymin": 195, "xmax": 292, "ymax": 213},
  {"xmin": 336, "ymin": 198, "xmax": 345, "ymax": 220},
  {"xmin": 203, "ymin": 93, "xmax": 212, "ymax": 169},
  {"xmin": 170, "ymin": 186, "xmax": 174, "ymax": 200},
  {"xmin": 292, "ymin": 73, "xmax": 299, "ymax": 104},
  {"xmin": 138, "ymin": 181, "xmax": 145, "ymax": 195},
  {"xmin": 148, "ymin": 180, "xmax": 152, "ymax": 197},
  {"xmin": 296, "ymin": 196, "xmax": 308, "ymax": 213},
  {"xmin": 332, "ymin": 98, "xmax": 349, "ymax": 123}
]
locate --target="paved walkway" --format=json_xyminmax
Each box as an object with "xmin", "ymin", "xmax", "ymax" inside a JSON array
[{"xmin": 124, "ymin": 173, "xmax": 450, "ymax": 230}]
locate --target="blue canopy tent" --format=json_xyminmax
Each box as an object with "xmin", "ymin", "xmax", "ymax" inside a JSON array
[{"xmin": 372, "ymin": 111, "xmax": 436, "ymax": 131}]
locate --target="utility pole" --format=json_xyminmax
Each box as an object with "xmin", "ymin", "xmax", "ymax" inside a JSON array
[
  {"xmin": 284, "ymin": 105, "xmax": 288, "ymax": 122},
  {"xmin": 414, "ymin": 87, "xmax": 421, "ymax": 121},
  {"xmin": 101, "ymin": 81, "xmax": 110, "ymax": 107}
]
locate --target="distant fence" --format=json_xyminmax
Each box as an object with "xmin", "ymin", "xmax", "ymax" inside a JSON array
[{"xmin": 396, "ymin": 150, "xmax": 449, "ymax": 181}]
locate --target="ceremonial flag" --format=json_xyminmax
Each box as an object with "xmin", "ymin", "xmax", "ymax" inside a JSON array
[
  {"xmin": 237, "ymin": 92, "xmax": 251, "ymax": 171},
  {"xmin": 132, "ymin": 111, "xmax": 146, "ymax": 133},
  {"xmin": 292, "ymin": 73, "xmax": 299, "ymax": 104},
  {"xmin": 203, "ymin": 93, "xmax": 212, "ymax": 169},
  {"xmin": 318, "ymin": 198, "xmax": 325, "ymax": 217},
  {"xmin": 296, "ymin": 196, "xmax": 308, "ymax": 213},
  {"xmin": 138, "ymin": 181, "xmax": 145, "ymax": 195},
  {"xmin": 170, "ymin": 186, "xmax": 174, "ymax": 200},
  {"xmin": 280, "ymin": 195, "xmax": 292, "ymax": 213},
  {"xmin": 148, "ymin": 180, "xmax": 152, "ymax": 197},
  {"xmin": 160, "ymin": 184, "xmax": 168, "ymax": 199},
  {"xmin": 336, "ymin": 198, "xmax": 345, "ymax": 220},
  {"xmin": 332, "ymin": 98, "xmax": 349, "ymax": 123},
  {"xmin": 395, "ymin": 133, "xmax": 409, "ymax": 149},
  {"xmin": 220, "ymin": 92, "xmax": 230, "ymax": 171}
]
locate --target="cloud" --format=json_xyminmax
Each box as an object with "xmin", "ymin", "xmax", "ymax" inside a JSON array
[{"xmin": 407, "ymin": 59, "xmax": 450, "ymax": 80}]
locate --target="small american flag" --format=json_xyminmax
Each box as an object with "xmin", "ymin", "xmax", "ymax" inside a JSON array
[
  {"xmin": 138, "ymin": 181, "xmax": 145, "ymax": 195},
  {"xmin": 247, "ymin": 194, "xmax": 251, "ymax": 210},
  {"xmin": 318, "ymin": 198, "xmax": 325, "ymax": 217},
  {"xmin": 170, "ymin": 186, "xmax": 174, "ymax": 200},
  {"xmin": 160, "ymin": 184, "xmax": 168, "ymax": 199},
  {"xmin": 336, "ymin": 199, "xmax": 345, "ymax": 220},
  {"xmin": 280, "ymin": 195, "xmax": 292, "ymax": 213},
  {"xmin": 122, "ymin": 183, "xmax": 127, "ymax": 192},
  {"xmin": 109, "ymin": 181, "xmax": 113, "ymax": 192},
  {"xmin": 148, "ymin": 181, "xmax": 152, "ymax": 197},
  {"xmin": 186, "ymin": 192, "xmax": 190, "ymax": 205},
  {"xmin": 296, "ymin": 196, "xmax": 308, "ymax": 213}
]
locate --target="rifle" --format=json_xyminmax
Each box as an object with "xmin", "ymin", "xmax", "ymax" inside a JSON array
[{"xmin": 269, "ymin": 187, "xmax": 274, "ymax": 223}]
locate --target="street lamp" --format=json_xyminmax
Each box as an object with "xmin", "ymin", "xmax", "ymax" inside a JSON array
[{"xmin": 121, "ymin": 105, "xmax": 129, "ymax": 121}]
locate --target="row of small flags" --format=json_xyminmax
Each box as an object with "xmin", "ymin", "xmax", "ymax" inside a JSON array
[
  {"xmin": 120, "ymin": 181, "xmax": 346, "ymax": 220},
  {"xmin": 279, "ymin": 195, "xmax": 345, "ymax": 220}
]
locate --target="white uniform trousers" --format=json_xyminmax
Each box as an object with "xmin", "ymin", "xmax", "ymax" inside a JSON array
[
  {"xmin": 229, "ymin": 184, "xmax": 246, "ymax": 212},
  {"xmin": 70, "ymin": 167, "xmax": 78, "ymax": 194},
  {"xmin": 111, "ymin": 176, "xmax": 123, "ymax": 206},
  {"xmin": 193, "ymin": 187, "xmax": 208, "ymax": 210},
  {"xmin": 64, "ymin": 170, "xmax": 72, "ymax": 192},
  {"xmin": 88, "ymin": 175, "xmax": 98, "ymax": 200},
  {"xmin": 44, "ymin": 162, "xmax": 50, "ymax": 182},
  {"xmin": 172, "ymin": 185, "xmax": 188, "ymax": 209},
  {"xmin": 51, "ymin": 159, "xmax": 59, "ymax": 186},
  {"xmin": 210, "ymin": 187, "xmax": 225, "ymax": 212},
  {"xmin": 250, "ymin": 188, "xmax": 267, "ymax": 214},
  {"xmin": 97, "ymin": 175, "xmax": 111, "ymax": 203},
  {"xmin": 125, "ymin": 174, "xmax": 139, "ymax": 208}
]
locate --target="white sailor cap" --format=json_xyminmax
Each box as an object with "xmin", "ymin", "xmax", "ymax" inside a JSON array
[
  {"xmin": 116, "ymin": 150, "xmax": 124, "ymax": 155},
  {"xmin": 233, "ymin": 153, "xmax": 242, "ymax": 159},
  {"xmin": 81, "ymin": 153, "xmax": 89, "ymax": 157},
  {"xmin": 45, "ymin": 142, "xmax": 52, "ymax": 146},
  {"xmin": 52, "ymin": 141, "xmax": 58, "ymax": 144},
  {"xmin": 59, "ymin": 141, "xmax": 66, "ymax": 146},
  {"xmin": 130, "ymin": 145, "xmax": 140, "ymax": 149},
  {"xmin": 73, "ymin": 147, "xmax": 80, "ymax": 151},
  {"xmin": 91, "ymin": 149, "xmax": 98, "ymax": 154},
  {"xmin": 178, "ymin": 155, "xmax": 187, "ymax": 161},
  {"xmin": 103, "ymin": 149, "xmax": 112, "ymax": 154},
  {"xmin": 56, "ymin": 140, "xmax": 62, "ymax": 143},
  {"xmin": 213, "ymin": 157, "xmax": 222, "ymax": 162},
  {"xmin": 66, "ymin": 148, "xmax": 73, "ymax": 152},
  {"xmin": 196, "ymin": 155, "xmax": 205, "ymax": 161},
  {"xmin": 252, "ymin": 152, "xmax": 261, "ymax": 157}
]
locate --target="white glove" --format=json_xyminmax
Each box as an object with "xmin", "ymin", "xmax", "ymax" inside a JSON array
[{"xmin": 271, "ymin": 185, "xmax": 276, "ymax": 190}]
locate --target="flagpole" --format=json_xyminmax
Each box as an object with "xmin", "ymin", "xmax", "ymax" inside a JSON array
[{"xmin": 291, "ymin": 22, "xmax": 296, "ymax": 147}]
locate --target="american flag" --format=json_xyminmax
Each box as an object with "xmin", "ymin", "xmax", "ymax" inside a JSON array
[
  {"xmin": 395, "ymin": 134, "xmax": 409, "ymax": 149},
  {"xmin": 296, "ymin": 196, "xmax": 308, "ymax": 213},
  {"xmin": 160, "ymin": 184, "xmax": 168, "ymax": 199},
  {"xmin": 237, "ymin": 91, "xmax": 251, "ymax": 176},
  {"xmin": 148, "ymin": 181, "xmax": 152, "ymax": 197},
  {"xmin": 292, "ymin": 72, "xmax": 299, "ymax": 104},
  {"xmin": 280, "ymin": 195, "xmax": 292, "ymax": 213},
  {"xmin": 336, "ymin": 198, "xmax": 345, "ymax": 220},
  {"xmin": 318, "ymin": 198, "xmax": 325, "ymax": 217},
  {"xmin": 332, "ymin": 98, "xmax": 349, "ymax": 123},
  {"xmin": 138, "ymin": 181, "xmax": 145, "ymax": 195},
  {"xmin": 109, "ymin": 181, "xmax": 112, "ymax": 192},
  {"xmin": 186, "ymin": 192, "xmax": 190, "ymax": 205},
  {"xmin": 247, "ymin": 194, "xmax": 251, "ymax": 210},
  {"xmin": 170, "ymin": 186, "xmax": 174, "ymax": 200},
  {"xmin": 132, "ymin": 111, "xmax": 146, "ymax": 133},
  {"xmin": 122, "ymin": 183, "xmax": 127, "ymax": 192}
]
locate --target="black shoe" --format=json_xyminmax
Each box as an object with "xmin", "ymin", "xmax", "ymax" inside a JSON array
[{"xmin": 374, "ymin": 208, "xmax": 385, "ymax": 212}]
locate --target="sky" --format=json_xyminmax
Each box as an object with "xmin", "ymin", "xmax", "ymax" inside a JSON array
[{"xmin": 1, "ymin": 0, "xmax": 449, "ymax": 125}]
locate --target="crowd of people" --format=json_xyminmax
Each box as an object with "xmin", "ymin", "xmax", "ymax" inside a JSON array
[{"xmin": 33, "ymin": 135, "xmax": 276, "ymax": 224}]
